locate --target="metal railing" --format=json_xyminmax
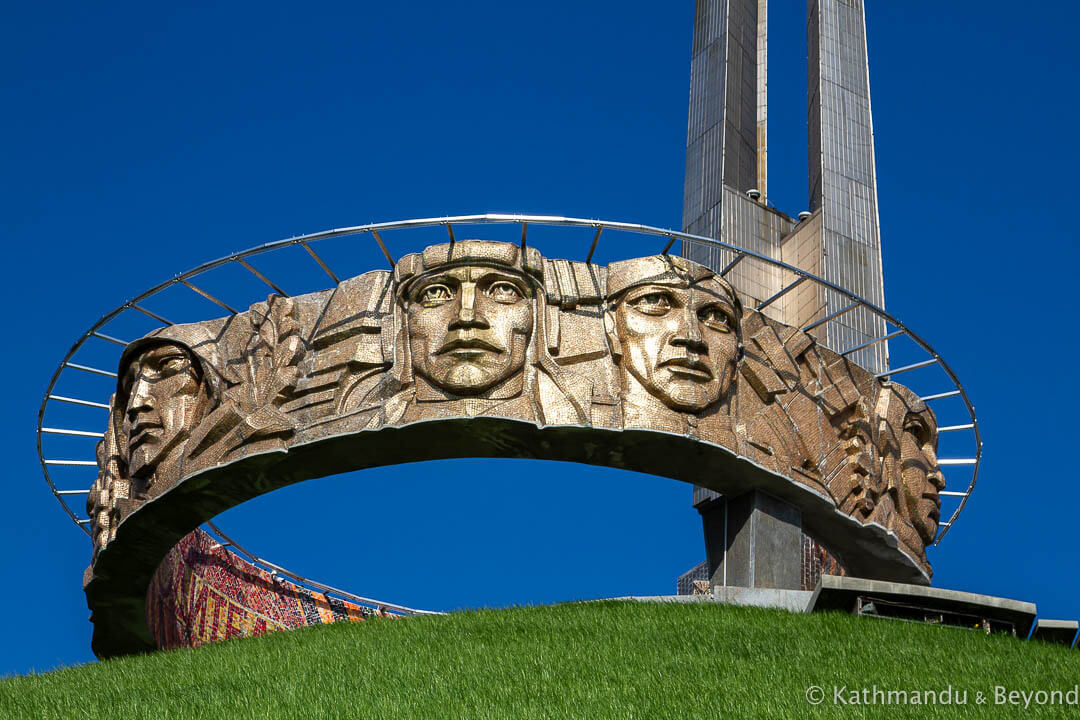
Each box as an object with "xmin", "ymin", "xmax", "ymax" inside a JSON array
[
  {"xmin": 202, "ymin": 522, "xmax": 441, "ymax": 617},
  {"xmin": 38, "ymin": 213, "xmax": 981, "ymax": 550}
]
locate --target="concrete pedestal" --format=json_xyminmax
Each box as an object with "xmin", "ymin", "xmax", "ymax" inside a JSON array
[{"xmin": 699, "ymin": 489, "xmax": 803, "ymax": 590}]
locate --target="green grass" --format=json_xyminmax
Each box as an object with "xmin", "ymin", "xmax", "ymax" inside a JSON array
[{"xmin": 2, "ymin": 601, "xmax": 1077, "ymax": 719}]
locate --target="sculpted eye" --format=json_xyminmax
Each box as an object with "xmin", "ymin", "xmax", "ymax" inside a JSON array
[
  {"xmin": 904, "ymin": 420, "xmax": 930, "ymax": 446},
  {"xmin": 629, "ymin": 293, "xmax": 672, "ymax": 315},
  {"xmin": 698, "ymin": 305, "xmax": 732, "ymax": 332},
  {"xmin": 488, "ymin": 281, "xmax": 523, "ymax": 303},
  {"xmin": 121, "ymin": 365, "xmax": 139, "ymax": 393},
  {"xmin": 160, "ymin": 355, "xmax": 189, "ymax": 373},
  {"xmin": 419, "ymin": 284, "xmax": 453, "ymax": 306}
]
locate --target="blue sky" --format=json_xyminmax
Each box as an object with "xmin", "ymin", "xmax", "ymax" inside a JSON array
[{"xmin": 2, "ymin": 1, "xmax": 1078, "ymax": 675}]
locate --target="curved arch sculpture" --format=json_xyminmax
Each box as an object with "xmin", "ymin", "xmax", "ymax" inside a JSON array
[{"xmin": 78, "ymin": 235, "xmax": 952, "ymax": 657}]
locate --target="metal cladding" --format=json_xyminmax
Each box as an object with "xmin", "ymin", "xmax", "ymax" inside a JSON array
[
  {"xmin": 808, "ymin": 0, "xmax": 888, "ymax": 373},
  {"xmin": 683, "ymin": 0, "xmax": 764, "ymax": 245},
  {"xmin": 681, "ymin": 0, "xmax": 887, "ymax": 372},
  {"xmin": 83, "ymin": 243, "xmax": 944, "ymax": 657}
]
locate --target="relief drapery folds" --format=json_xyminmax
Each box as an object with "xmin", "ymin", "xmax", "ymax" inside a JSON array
[{"xmin": 89, "ymin": 243, "xmax": 942, "ymax": 575}]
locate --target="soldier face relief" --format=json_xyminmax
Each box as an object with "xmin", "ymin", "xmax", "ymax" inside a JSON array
[
  {"xmin": 87, "ymin": 246, "xmax": 944, "ymax": 588},
  {"xmin": 610, "ymin": 277, "xmax": 739, "ymax": 412},
  {"xmin": 120, "ymin": 343, "xmax": 206, "ymax": 481},
  {"xmin": 897, "ymin": 398, "xmax": 944, "ymax": 546},
  {"xmin": 406, "ymin": 265, "xmax": 534, "ymax": 395}
]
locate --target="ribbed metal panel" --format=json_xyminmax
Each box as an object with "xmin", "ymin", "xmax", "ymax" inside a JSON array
[
  {"xmin": 807, "ymin": 0, "xmax": 888, "ymax": 372},
  {"xmin": 683, "ymin": 0, "xmax": 768, "ymax": 512},
  {"xmin": 683, "ymin": 0, "xmax": 762, "ymax": 244},
  {"xmin": 756, "ymin": 0, "xmax": 768, "ymax": 199}
]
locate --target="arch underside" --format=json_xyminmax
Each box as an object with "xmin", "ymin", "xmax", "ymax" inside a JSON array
[{"xmin": 85, "ymin": 417, "xmax": 927, "ymax": 658}]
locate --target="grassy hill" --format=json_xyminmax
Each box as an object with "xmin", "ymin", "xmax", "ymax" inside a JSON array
[{"xmin": 3, "ymin": 601, "xmax": 1077, "ymax": 718}]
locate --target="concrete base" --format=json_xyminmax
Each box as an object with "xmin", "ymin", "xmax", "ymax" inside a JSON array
[
  {"xmin": 710, "ymin": 586, "xmax": 814, "ymax": 613},
  {"xmin": 701, "ymin": 490, "xmax": 803, "ymax": 591},
  {"xmin": 809, "ymin": 575, "xmax": 1038, "ymax": 637},
  {"xmin": 613, "ymin": 587, "xmax": 814, "ymax": 613}
]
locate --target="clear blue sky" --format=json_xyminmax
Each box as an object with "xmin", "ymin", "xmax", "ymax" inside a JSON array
[{"xmin": 2, "ymin": 1, "xmax": 1078, "ymax": 675}]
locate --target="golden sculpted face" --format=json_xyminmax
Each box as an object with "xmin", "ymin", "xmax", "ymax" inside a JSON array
[
  {"xmin": 609, "ymin": 276, "xmax": 739, "ymax": 412},
  {"xmin": 120, "ymin": 343, "xmax": 206, "ymax": 480},
  {"xmin": 406, "ymin": 265, "xmax": 534, "ymax": 395},
  {"xmin": 894, "ymin": 390, "xmax": 944, "ymax": 546}
]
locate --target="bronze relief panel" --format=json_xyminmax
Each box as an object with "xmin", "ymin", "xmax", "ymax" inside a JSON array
[{"xmin": 87, "ymin": 242, "xmax": 942, "ymax": 577}]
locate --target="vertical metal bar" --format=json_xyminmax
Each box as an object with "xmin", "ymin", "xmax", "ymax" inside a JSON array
[
  {"xmin": 756, "ymin": 276, "xmax": 807, "ymax": 310},
  {"xmin": 840, "ymin": 329, "xmax": 904, "ymax": 357},
  {"xmin": 370, "ymin": 230, "xmax": 395, "ymax": 268},
  {"xmin": 722, "ymin": 499, "xmax": 728, "ymax": 588},
  {"xmin": 236, "ymin": 258, "xmax": 290, "ymax": 297},
  {"xmin": 299, "ymin": 241, "xmax": 340, "ymax": 284},
  {"xmin": 920, "ymin": 391, "xmax": 960, "ymax": 402},
  {"xmin": 48, "ymin": 395, "xmax": 111, "ymax": 410},
  {"xmin": 64, "ymin": 362, "xmax": 117, "ymax": 378},
  {"xmin": 938, "ymin": 424, "xmax": 975, "ymax": 433},
  {"xmin": 130, "ymin": 303, "xmax": 173, "ymax": 326},
  {"xmin": 585, "ymin": 226, "xmax": 603, "ymax": 264},
  {"xmin": 520, "ymin": 222, "xmax": 528, "ymax": 250},
  {"xmin": 801, "ymin": 302, "xmax": 859, "ymax": 332},
  {"xmin": 41, "ymin": 427, "xmax": 105, "ymax": 438},
  {"xmin": 91, "ymin": 331, "xmax": 129, "ymax": 346},
  {"xmin": 446, "ymin": 223, "xmax": 456, "ymax": 245},
  {"xmin": 876, "ymin": 358, "xmax": 939, "ymax": 378},
  {"xmin": 179, "ymin": 279, "xmax": 239, "ymax": 314},
  {"xmin": 660, "ymin": 235, "xmax": 676, "ymax": 255},
  {"xmin": 719, "ymin": 253, "xmax": 745, "ymax": 277}
]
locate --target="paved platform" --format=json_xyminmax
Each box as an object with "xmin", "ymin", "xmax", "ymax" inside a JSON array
[
  {"xmin": 808, "ymin": 575, "xmax": 1038, "ymax": 636},
  {"xmin": 622, "ymin": 575, "xmax": 1077, "ymax": 643},
  {"xmin": 1032, "ymin": 619, "xmax": 1079, "ymax": 647}
]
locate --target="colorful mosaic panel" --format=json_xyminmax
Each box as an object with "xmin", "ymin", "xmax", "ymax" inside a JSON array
[
  {"xmin": 801, "ymin": 534, "xmax": 847, "ymax": 592},
  {"xmin": 146, "ymin": 529, "xmax": 386, "ymax": 650}
]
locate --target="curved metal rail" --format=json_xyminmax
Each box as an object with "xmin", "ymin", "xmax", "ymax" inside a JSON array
[
  {"xmin": 202, "ymin": 522, "xmax": 441, "ymax": 617},
  {"xmin": 38, "ymin": 213, "xmax": 981, "ymax": 548}
]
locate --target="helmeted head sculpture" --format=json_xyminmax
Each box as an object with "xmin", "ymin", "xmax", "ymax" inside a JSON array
[
  {"xmin": 87, "ymin": 330, "xmax": 222, "ymax": 554},
  {"xmin": 394, "ymin": 241, "xmax": 543, "ymax": 399},
  {"xmin": 117, "ymin": 327, "xmax": 226, "ymax": 484},
  {"xmin": 604, "ymin": 256, "xmax": 741, "ymax": 416},
  {"xmin": 877, "ymin": 382, "xmax": 944, "ymax": 559},
  {"xmin": 117, "ymin": 342, "xmax": 208, "ymax": 483}
]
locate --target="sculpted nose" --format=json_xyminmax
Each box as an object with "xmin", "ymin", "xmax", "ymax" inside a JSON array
[
  {"xmin": 126, "ymin": 378, "xmax": 154, "ymax": 421},
  {"xmin": 670, "ymin": 306, "xmax": 707, "ymax": 354},
  {"xmin": 449, "ymin": 283, "xmax": 489, "ymax": 330}
]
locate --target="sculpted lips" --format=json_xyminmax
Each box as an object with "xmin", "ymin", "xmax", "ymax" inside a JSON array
[
  {"xmin": 128, "ymin": 420, "xmax": 163, "ymax": 450},
  {"xmin": 436, "ymin": 334, "xmax": 503, "ymax": 356},
  {"xmin": 921, "ymin": 492, "xmax": 941, "ymax": 522},
  {"xmin": 659, "ymin": 356, "xmax": 713, "ymax": 381}
]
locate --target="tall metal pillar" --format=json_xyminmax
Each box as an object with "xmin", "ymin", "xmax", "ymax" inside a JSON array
[
  {"xmin": 807, "ymin": 0, "xmax": 888, "ymax": 372},
  {"xmin": 679, "ymin": 0, "xmax": 893, "ymax": 591},
  {"xmin": 682, "ymin": 0, "xmax": 763, "ymax": 247}
]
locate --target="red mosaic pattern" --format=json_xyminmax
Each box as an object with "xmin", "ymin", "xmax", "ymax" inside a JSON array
[
  {"xmin": 146, "ymin": 529, "xmax": 386, "ymax": 649},
  {"xmin": 801, "ymin": 533, "xmax": 848, "ymax": 592}
]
